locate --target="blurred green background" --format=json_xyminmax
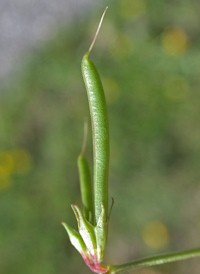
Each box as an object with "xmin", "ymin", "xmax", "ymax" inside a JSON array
[{"xmin": 1, "ymin": 1, "xmax": 200, "ymax": 273}]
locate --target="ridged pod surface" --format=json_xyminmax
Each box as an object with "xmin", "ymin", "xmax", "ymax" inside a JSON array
[{"xmin": 81, "ymin": 54, "xmax": 109, "ymax": 224}]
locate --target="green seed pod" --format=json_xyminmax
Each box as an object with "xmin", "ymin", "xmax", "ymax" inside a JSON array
[
  {"xmin": 78, "ymin": 121, "xmax": 94, "ymax": 223},
  {"xmin": 81, "ymin": 54, "xmax": 109, "ymax": 224},
  {"xmin": 78, "ymin": 154, "xmax": 93, "ymax": 223},
  {"xmin": 81, "ymin": 6, "xmax": 109, "ymax": 261}
]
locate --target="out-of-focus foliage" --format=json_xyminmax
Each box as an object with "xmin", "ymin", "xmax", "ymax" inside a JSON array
[{"xmin": 1, "ymin": 1, "xmax": 200, "ymax": 273}]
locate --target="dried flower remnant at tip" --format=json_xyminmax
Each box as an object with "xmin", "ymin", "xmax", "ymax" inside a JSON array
[
  {"xmin": 0, "ymin": 149, "xmax": 32, "ymax": 191},
  {"xmin": 162, "ymin": 27, "xmax": 189, "ymax": 56}
]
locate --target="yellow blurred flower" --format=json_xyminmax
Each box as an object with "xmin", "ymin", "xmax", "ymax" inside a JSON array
[
  {"xmin": 161, "ymin": 27, "xmax": 189, "ymax": 56},
  {"xmin": 0, "ymin": 151, "xmax": 15, "ymax": 174},
  {"xmin": 0, "ymin": 148, "xmax": 32, "ymax": 191},
  {"xmin": 142, "ymin": 221, "xmax": 170, "ymax": 249}
]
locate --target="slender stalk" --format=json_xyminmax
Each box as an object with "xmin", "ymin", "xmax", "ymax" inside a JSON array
[{"xmin": 109, "ymin": 248, "xmax": 200, "ymax": 273}]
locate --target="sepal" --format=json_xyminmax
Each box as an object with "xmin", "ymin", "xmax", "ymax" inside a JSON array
[
  {"xmin": 62, "ymin": 222, "xmax": 86, "ymax": 255},
  {"xmin": 71, "ymin": 204, "xmax": 96, "ymax": 256}
]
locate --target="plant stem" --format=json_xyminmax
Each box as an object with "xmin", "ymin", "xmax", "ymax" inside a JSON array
[{"xmin": 109, "ymin": 248, "xmax": 200, "ymax": 273}]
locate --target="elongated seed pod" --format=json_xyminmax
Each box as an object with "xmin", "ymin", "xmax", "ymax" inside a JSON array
[
  {"xmin": 78, "ymin": 154, "xmax": 94, "ymax": 223},
  {"xmin": 81, "ymin": 54, "xmax": 109, "ymax": 224}
]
